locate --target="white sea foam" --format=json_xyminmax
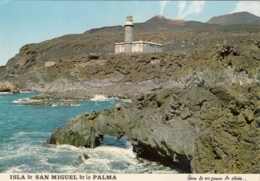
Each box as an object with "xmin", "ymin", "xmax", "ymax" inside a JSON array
[
  {"xmin": 4, "ymin": 165, "xmax": 24, "ymax": 173},
  {"xmin": 11, "ymin": 131, "xmax": 50, "ymax": 138},
  {"xmin": 56, "ymin": 144, "xmax": 87, "ymax": 151},
  {"xmin": 12, "ymin": 97, "xmax": 41, "ymax": 104},
  {"xmin": 95, "ymin": 146, "xmax": 136, "ymax": 158},
  {"xmin": 13, "ymin": 131, "xmax": 45, "ymax": 136},
  {"xmin": 12, "ymin": 98, "xmax": 28, "ymax": 103},
  {"xmin": 20, "ymin": 91, "xmax": 34, "ymax": 93},
  {"xmin": 49, "ymin": 103, "xmax": 80, "ymax": 107},
  {"xmin": 90, "ymin": 95, "xmax": 118, "ymax": 101},
  {"xmin": 0, "ymin": 92, "xmax": 12, "ymax": 94},
  {"xmin": 1, "ymin": 137, "xmax": 179, "ymax": 173},
  {"xmin": 71, "ymin": 104, "xmax": 80, "ymax": 106}
]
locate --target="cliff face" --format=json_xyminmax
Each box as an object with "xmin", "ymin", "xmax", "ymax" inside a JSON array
[
  {"xmin": 0, "ymin": 80, "xmax": 19, "ymax": 93},
  {"xmin": 48, "ymin": 84, "xmax": 260, "ymax": 173}
]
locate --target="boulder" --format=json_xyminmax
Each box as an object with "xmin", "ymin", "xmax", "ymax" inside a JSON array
[
  {"xmin": 0, "ymin": 81, "xmax": 20, "ymax": 93},
  {"xmin": 83, "ymin": 153, "xmax": 90, "ymax": 160}
]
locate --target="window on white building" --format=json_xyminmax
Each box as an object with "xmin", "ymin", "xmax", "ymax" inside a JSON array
[{"xmin": 138, "ymin": 45, "xmax": 142, "ymax": 52}]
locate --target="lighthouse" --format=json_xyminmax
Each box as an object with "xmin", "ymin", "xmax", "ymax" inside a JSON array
[
  {"xmin": 115, "ymin": 15, "xmax": 163, "ymax": 54},
  {"xmin": 124, "ymin": 14, "xmax": 134, "ymax": 53}
]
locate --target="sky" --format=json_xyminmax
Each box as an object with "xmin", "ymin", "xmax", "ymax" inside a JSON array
[{"xmin": 1, "ymin": 1, "xmax": 260, "ymax": 66}]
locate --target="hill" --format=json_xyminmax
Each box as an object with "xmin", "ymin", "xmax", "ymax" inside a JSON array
[
  {"xmin": 0, "ymin": 13, "xmax": 259, "ymax": 94},
  {"xmin": 85, "ymin": 14, "xmax": 212, "ymax": 34},
  {"xmin": 248, "ymin": 19, "xmax": 260, "ymax": 25},
  {"xmin": 145, "ymin": 14, "xmax": 169, "ymax": 24},
  {"xmin": 207, "ymin": 11, "xmax": 260, "ymax": 25}
]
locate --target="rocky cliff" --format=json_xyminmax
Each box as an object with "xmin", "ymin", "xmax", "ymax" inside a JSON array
[
  {"xmin": 48, "ymin": 84, "xmax": 260, "ymax": 173},
  {"xmin": 1, "ymin": 14, "xmax": 260, "ymax": 98},
  {"xmin": 1, "ymin": 37, "xmax": 260, "ymax": 99},
  {"xmin": 0, "ymin": 80, "xmax": 20, "ymax": 93}
]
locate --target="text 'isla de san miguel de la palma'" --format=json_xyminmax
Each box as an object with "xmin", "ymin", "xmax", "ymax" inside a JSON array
[{"xmin": 10, "ymin": 174, "xmax": 117, "ymax": 180}]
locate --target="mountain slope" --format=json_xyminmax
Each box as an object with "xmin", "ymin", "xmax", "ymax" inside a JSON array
[
  {"xmin": 248, "ymin": 19, "xmax": 260, "ymax": 25},
  {"xmin": 207, "ymin": 11, "xmax": 260, "ymax": 25},
  {"xmin": 145, "ymin": 14, "xmax": 169, "ymax": 24},
  {"xmin": 86, "ymin": 14, "xmax": 211, "ymax": 35}
]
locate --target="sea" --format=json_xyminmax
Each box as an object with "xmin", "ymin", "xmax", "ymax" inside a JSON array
[{"xmin": 0, "ymin": 92, "xmax": 179, "ymax": 173}]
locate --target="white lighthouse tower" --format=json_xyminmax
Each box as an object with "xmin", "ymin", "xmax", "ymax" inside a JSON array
[
  {"xmin": 124, "ymin": 14, "xmax": 134, "ymax": 53},
  {"xmin": 115, "ymin": 15, "xmax": 163, "ymax": 54}
]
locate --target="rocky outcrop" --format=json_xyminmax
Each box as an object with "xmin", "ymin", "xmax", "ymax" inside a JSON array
[
  {"xmin": 25, "ymin": 100, "xmax": 77, "ymax": 107},
  {"xmin": 48, "ymin": 84, "xmax": 260, "ymax": 173},
  {"xmin": 3, "ymin": 36, "xmax": 259, "ymax": 99},
  {"xmin": 0, "ymin": 80, "xmax": 20, "ymax": 93}
]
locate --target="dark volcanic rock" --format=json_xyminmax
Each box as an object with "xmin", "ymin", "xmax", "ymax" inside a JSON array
[
  {"xmin": 83, "ymin": 153, "xmax": 90, "ymax": 160},
  {"xmin": 48, "ymin": 84, "xmax": 260, "ymax": 173},
  {"xmin": 25, "ymin": 100, "xmax": 77, "ymax": 107}
]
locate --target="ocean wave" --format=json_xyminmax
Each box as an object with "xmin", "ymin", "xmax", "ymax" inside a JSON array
[
  {"xmin": 51, "ymin": 144, "xmax": 87, "ymax": 152},
  {"xmin": 20, "ymin": 91, "xmax": 35, "ymax": 93},
  {"xmin": 49, "ymin": 103, "xmax": 80, "ymax": 107},
  {"xmin": 4, "ymin": 165, "xmax": 25, "ymax": 173},
  {"xmin": 95, "ymin": 146, "xmax": 136, "ymax": 158},
  {"xmin": 10, "ymin": 131, "xmax": 51, "ymax": 141},
  {"xmin": 12, "ymin": 131, "xmax": 51, "ymax": 136},
  {"xmin": 12, "ymin": 98, "xmax": 29, "ymax": 103},
  {"xmin": 1, "ymin": 140, "xmax": 179, "ymax": 173},
  {"xmin": 0, "ymin": 92, "xmax": 12, "ymax": 95},
  {"xmin": 90, "ymin": 95, "xmax": 118, "ymax": 101},
  {"xmin": 71, "ymin": 104, "xmax": 80, "ymax": 106},
  {"xmin": 12, "ymin": 97, "xmax": 41, "ymax": 104}
]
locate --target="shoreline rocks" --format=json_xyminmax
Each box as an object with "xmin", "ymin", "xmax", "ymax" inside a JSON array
[
  {"xmin": 0, "ymin": 80, "xmax": 20, "ymax": 94},
  {"xmin": 47, "ymin": 84, "xmax": 260, "ymax": 173},
  {"xmin": 25, "ymin": 100, "xmax": 77, "ymax": 107}
]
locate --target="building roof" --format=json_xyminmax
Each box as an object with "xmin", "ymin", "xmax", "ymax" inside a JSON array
[
  {"xmin": 132, "ymin": 40, "xmax": 163, "ymax": 46},
  {"xmin": 116, "ymin": 40, "xmax": 163, "ymax": 46}
]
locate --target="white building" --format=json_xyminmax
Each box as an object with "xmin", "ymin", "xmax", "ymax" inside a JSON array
[{"xmin": 115, "ymin": 14, "xmax": 163, "ymax": 54}]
